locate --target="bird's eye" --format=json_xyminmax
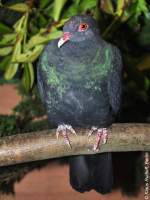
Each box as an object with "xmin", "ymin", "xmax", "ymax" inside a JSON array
[{"xmin": 78, "ymin": 23, "xmax": 89, "ymax": 32}]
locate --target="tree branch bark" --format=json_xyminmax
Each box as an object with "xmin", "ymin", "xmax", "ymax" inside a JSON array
[{"xmin": 0, "ymin": 123, "xmax": 149, "ymax": 167}]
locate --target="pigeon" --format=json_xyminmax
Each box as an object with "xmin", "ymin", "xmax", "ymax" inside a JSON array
[{"xmin": 37, "ymin": 15, "xmax": 122, "ymax": 194}]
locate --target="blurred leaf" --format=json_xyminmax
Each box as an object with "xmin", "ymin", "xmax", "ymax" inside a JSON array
[
  {"xmin": 7, "ymin": 3, "xmax": 30, "ymax": 13},
  {"xmin": 26, "ymin": 30, "xmax": 62, "ymax": 49},
  {"xmin": 144, "ymin": 77, "xmax": 150, "ymax": 91},
  {"xmin": 4, "ymin": 35, "xmax": 21, "ymax": 79},
  {"xmin": 54, "ymin": 18, "xmax": 68, "ymax": 28},
  {"xmin": 4, "ymin": 63, "xmax": 19, "ymax": 80},
  {"xmin": 79, "ymin": 0, "xmax": 97, "ymax": 12},
  {"xmin": 0, "ymin": 46, "xmax": 13, "ymax": 56},
  {"xmin": 136, "ymin": 0, "xmax": 148, "ymax": 16},
  {"xmin": 120, "ymin": 9, "xmax": 130, "ymax": 22},
  {"xmin": 137, "ymin": 17, "xmax": 150, "ymax": 47},
  {"xmin": 14, "ymin": 44, "xmax": 44, "ymax": 63},
  {"xmin": 116, "ymin": 0, "xmax": 126, "ymax": 16},
  {"xmin": 22, "ymin": 64, "xmax": 30, "ymax": 92},
  {"xmin": 0, "ymin": 22, "xmax": 12, "ymax": 33},
  {"xmin": 126, "ymin": 64, "xmax": 150, "ymax": 91},
  {"xmin": 22, "ymin": 62, "xmax": 34, "ymax": 91},
  {"xmin": 11, "ymin": 38, "xmax": 22, "ymax": 62},
  {"xmin": 52, "ymin": 0, "xmax": 68, "ymax": 21},
  {"xmin": 100, "ymin": 0, "xmax": 114, "ymax": 15},
  {"xmin": 63, "ymin": 4, "xmax": 79, "ymax": 17},
  {"xmin": 28, "ymin": 62, "xmax": 34, "ymax": 88},
  {"xmin": 74, "ymin": 0, "xmax": 81, "ymax": 5},
  {"xmin": 93, "ymin": 4, "xmax": 101, "ymax": 21},
  {"xmin": 145, "ymin": 12, "xmax": 150, "ymax": 20},
  {"xmin": 0, "ymin": 55, "xmax": 11, "ymax": 71},
  {"xmin": 0, "ymin": 33, "xmax": 16, "ymax": 46},
  {"xmin": 128, "ymin": 0, "xmax": 148, "ymax": 25},
  {"xmin": 137, "ymin": 55, "xmax": 150, "ymax": 71},
  {"xmin": 13, "ymin": 15, "xmax": 26, "ymax": 33},
  {"xmin": 44, "ymin": 3, "xmax": 54, "ymax": 17},
  {"xmin": 37, "ymin": 14, "xmax": 48, "ymax": 28},
  {"xmin": 39, "ymin": 0, "xmax": 52, "ymax": 9}
]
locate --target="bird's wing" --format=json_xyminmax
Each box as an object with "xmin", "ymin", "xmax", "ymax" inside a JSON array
[
  {"xmin": 37, "ymin": 39, "xmax": 61, "ymax": 111},
  {"xmin": 37, "ymin": 61, "xmax": 46, "ymax": 104},
  {"xmin": 107, "ymin": 46, "xmax": 123, "ymax": 114},
  {"xmin": 37, "ymin": 42, "xmax": 54, "ymax": 104}
]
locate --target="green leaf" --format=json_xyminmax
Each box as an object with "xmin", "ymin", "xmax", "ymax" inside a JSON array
[
  {"xmin": 54, "ymin": 18, "xmax": 69, "ymax": 28},
  {"xmin": 0, "ymin": 22, "xmax": 12, "ymax": 33},
  {"xmin": 14, "ymin": 44, "xmax": 44, "ymax": 63},
  {"xmin": 4, "ymin": 63, "xmax": 19, "ymax": 80},
  {"xmin": 100, "ymin": 0, "xmax": 114, "ymax": 15},
  {"xmin": 74, "ymin": 0, "xmax": 81, "ymax": 5},
  {"xmin": 39, "ymin": 0, "xmax": 52, "ymax": 9},
  {"xmin": 22, "ymin": 62, "xmax": 34, "ymax": 91},
  {"xmin": 116, "ymin": 0, "xmax": 126, "ymax": 16},
  {"xmin": 137, "ymin": 18, "xmax": 150, "ymax": 47},
  {"xmin": 4, "ymin": 36, "xmax": 22, "ymax": 79},
  {"xmin": 26, "ymin": 30, "xmax": 62, "ymax": 49},
  {"xmin": 136, "ymin": 0, "xmax": 148, "ymax": 15},
  {"xmin": 28, "ymin": 62, "xmax": 34, "ymax": 88},
  {"xmin": 63, "ymin": 4, "xmax": 79, "ymax": 17},
  {"xmin": 128, "ymin": 0, "xmax": 149, "ymax": 25},
  {"xmin": 11, "ymin": 39, "xmax": 21, "ymax": 62},
  {"xmin": 13, "ymin": 15, "xmax": 26, "ymax": 33},
  {"xmin": 0, "ymin": 46, "xmax": 13, "ymax": 56},
  {"xmin": 0, "ymin": 33, "xmax": 16, "ymax": 46},
  {"xmin": 79, "ymin": 0, "xmax": 97, "ymax": 12},
  {"xmin": 144, "ymin": 77, "xmax": 150, "ymax": 91},
  {"xmin": 0, "ymin": 55, "xmax": 11, "ymax": 71},
  {"xmin": 37, "ymin": 14, "xmax": 48, "ymax": 28},
  {"xmin": 22, "ymin": 64, "xmax": 30, "ymax": 92},
  {"xmin": 52, "ymin": 0, "xmax": 68, "ymax": 21},
  {"xmin": 45, "ymin": 3, "xmax": 54, "ymax": 17},
  {"xmin": 7, "ymin": 3, "xmax": 30, "ymax": 13},
  {"xmin": 93, "ymin": 3, "xmax": 102, "ymax": 21}
]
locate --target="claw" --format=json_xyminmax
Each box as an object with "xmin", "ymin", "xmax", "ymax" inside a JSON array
[
  {"xmin": 56, "ymin": 124, "xmax": 65, "ymax": 140},
  {"xmin": 88, "ymin": 126, "xmax": 98, "ymax": 138},
  {"xmin": 65, "ymin": 125, "xmax": 77, "ymax": 135},
  {"xmin": 62, "ymin": 131, "xmax": 72, "ymax": 148},
  {"xmin": 101, "ymin": 128, "xmax": 108, "ymax": 144},
  {"xmin": 56, "ymin": 124, "xmax": 76, "ymax": 148},
  {"xmin": 93, "ymin": 129, "xmax": 102, "ymax": 151},
  {"xmin": 88, "ymin": 127, "xmax": 108, "ymax": 151}
]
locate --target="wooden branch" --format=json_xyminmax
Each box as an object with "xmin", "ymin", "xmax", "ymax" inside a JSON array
[{"xmin": 0, "ymin": 123, "xmax": 149, "ymax": 167}]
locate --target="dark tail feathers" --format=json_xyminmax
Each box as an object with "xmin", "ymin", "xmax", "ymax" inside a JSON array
[{"xmin": 69, "ymin": 153, "xmax": 113, "ymax": 194}]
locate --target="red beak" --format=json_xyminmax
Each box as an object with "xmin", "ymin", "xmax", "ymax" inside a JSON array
[{"xmin": 58, "ymin": 32, "xmax": 71, "ymax": 48}]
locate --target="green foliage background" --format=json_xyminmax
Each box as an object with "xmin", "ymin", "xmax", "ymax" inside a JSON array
[
  {"xmin": 0, "ymin": 0, "xmax": 150, "ymax": 132},
  {"xmin": 0, "ymin": 0, "xmax": 149, "ymax": 195},
  {"xmin": 0, "ymin": 0, "xmax": 150, "ymax": 91}
]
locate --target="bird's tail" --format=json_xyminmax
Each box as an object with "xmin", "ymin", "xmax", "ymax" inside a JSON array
[{"xmin": 69, "ymin": 153, "xmax": 113, "ymax": 194}]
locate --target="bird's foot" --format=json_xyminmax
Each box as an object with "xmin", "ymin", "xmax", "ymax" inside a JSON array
[
  {"xmin": 56, "ymin": 124, "xmax": 76, "ymax": 148},
  {"xmin": 88, "ymin": 127, "xmax": 108, "ymax": 151}
]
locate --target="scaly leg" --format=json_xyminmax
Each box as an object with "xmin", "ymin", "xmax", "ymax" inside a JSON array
[
  {"xmin": 56, "ymin": 124, "xmax": 76, "ymax": 148},
  {"xmin": 88, "ymin": 127, "xmax": 108, "ymax": 151}
]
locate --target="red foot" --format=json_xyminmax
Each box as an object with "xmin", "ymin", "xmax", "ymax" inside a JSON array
[
  {"xmin": 56, "ymin": 124, "xmax": 76, "ymax": 148},
  {"xmin": 88, "ymin": 127, "xmax": 108, "ymax": 151}
]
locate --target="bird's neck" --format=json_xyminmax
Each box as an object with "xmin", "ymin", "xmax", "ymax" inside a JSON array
[{"xmin": 60, "ymin": 37, "xmax": 103, "ymax": 58}]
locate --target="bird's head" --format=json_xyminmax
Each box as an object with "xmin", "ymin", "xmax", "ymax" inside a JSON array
[{"xmin": 58, "ymin": 15, "xmax": 99, "ymax": 48}]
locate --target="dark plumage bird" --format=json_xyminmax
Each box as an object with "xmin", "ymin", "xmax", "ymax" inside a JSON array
[{"xmin": 37, "ymin": 15, "xmax": 122, "ymax": 194}]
